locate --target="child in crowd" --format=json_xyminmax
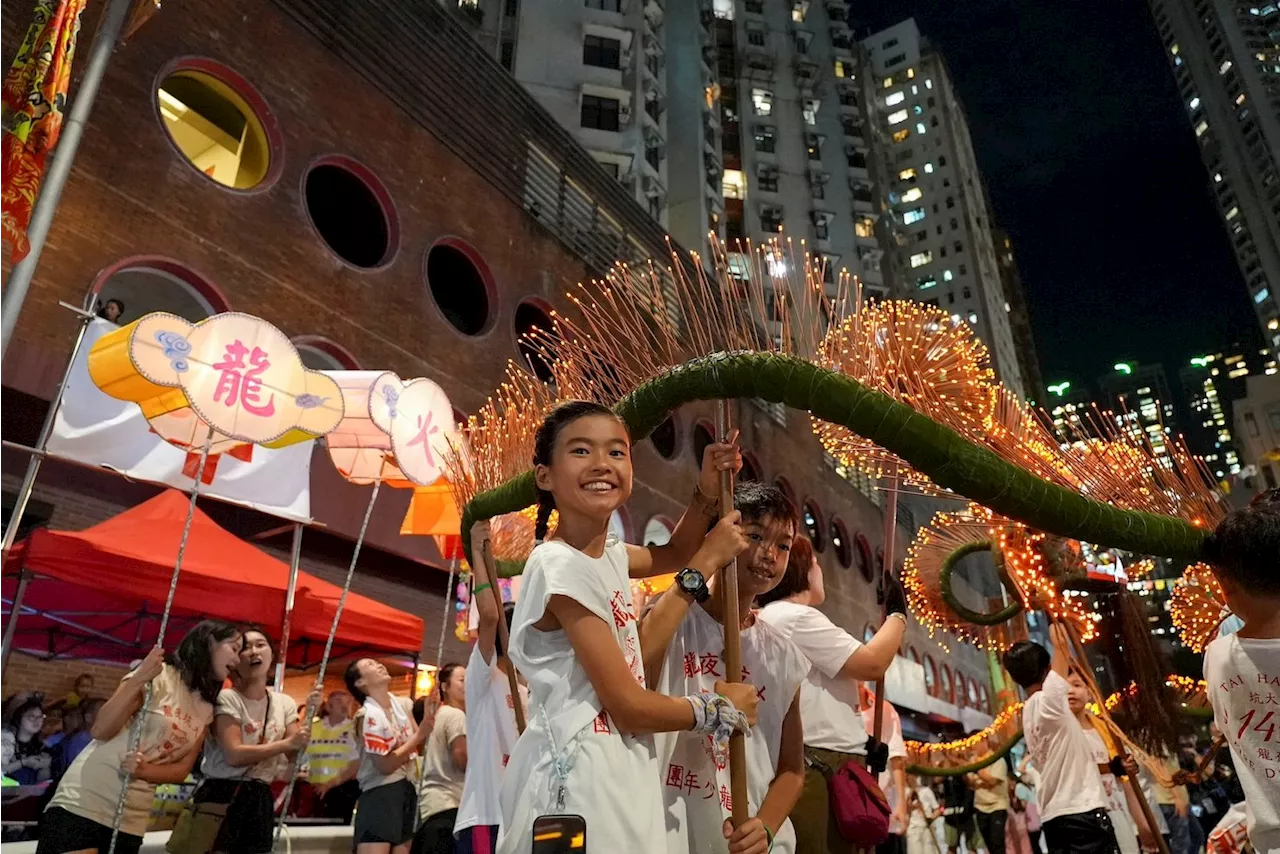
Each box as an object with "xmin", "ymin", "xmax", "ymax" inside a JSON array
[
  {"xmin": 1199, "ymin": 498, "xmax": 1280, "ymax": 853},
  {"xmin": 642, "ymin": 481, "xmax": 810, "ymax": 854},
  {"xmin": 906, "ymin": 775, "xmax": 943, "ymax": 854},
  {"xmin": 455, "ymin": 525, "xmax": 528, "ymax": 854},
  {"xmin": 495, "ymin": 402, "xmax": 759, "ymax": 854},
  {"xmin": 1002, "ymin": 624, "xmax": 1117, "ymax": 854}
]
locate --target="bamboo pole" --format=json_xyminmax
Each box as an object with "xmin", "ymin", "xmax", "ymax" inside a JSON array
[
  {"xmin": 872, "ymin": 465, "xmax": 901, "ymax": 750},
  {"xmin": 481, "ymin": 537, "xmax": 527, "ymax": 734},
  {"xmin": 717, "ymin": 401, "xmax": 748, "ymax": 828}
]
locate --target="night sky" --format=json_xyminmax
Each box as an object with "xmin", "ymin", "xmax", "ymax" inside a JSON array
[{"xmin": 856, "ymin": 0, "xmax": 1261, "ymax": 393}]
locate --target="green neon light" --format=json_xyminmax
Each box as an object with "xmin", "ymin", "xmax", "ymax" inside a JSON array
[
  {"xmin": 1114, "ymin": 362, "xmax": 1134, "ymax": 375},
  {"xmin": 1047, "ymin": 382, "xmax": 1071, "ymax": 397},
  {"xmin": 1190, "ymin": 356, "xmax": 1211, "ymax": 367}
]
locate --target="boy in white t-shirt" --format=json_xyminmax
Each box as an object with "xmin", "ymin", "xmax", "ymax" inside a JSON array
[
  {"xmin": 1199, "ymin": 496, "xmax": 1280, "ymax": 854},
  {"xmin": 642, "ymin": 481, "xmax": 810, "ymax": 854},
  {"xmin": 1002, "ymin": 624, "xmax": 1117, "ymax": 854}
]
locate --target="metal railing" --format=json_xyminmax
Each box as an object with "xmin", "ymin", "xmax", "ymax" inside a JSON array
[{"xmin": 272, "ymin": 0, "xmax": 692, "ymax": 283}]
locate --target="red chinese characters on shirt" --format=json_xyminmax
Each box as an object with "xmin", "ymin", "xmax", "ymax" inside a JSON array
[
  {"xmin": 212, "ymin": 340, "xmax": 276, "ymax": 417},
  {"xmin": 610, "ymin": 590, "xmax": 635, "ymax": 629}
]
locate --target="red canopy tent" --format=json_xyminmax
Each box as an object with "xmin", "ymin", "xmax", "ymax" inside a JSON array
[{"xmin": 2, "ymin": 490, "xmax": 425, "ymax": 667}]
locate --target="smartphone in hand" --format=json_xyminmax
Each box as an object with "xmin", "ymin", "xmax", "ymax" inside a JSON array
[{"xmin": 532, "ymin": 814, "xmax": 586, "ymax": 853}]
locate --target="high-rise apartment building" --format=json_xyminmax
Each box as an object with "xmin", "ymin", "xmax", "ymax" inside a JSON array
[
  {"xmin": 1146, "ymin": 0, "xmax": 1280, "ymax": 350},
  {"xmin": 860, "ymin": 20, "xmax": 1026, "ymax": 397},
  {"xmin": 456, "ymin": 0, "xmax": 673, "ymax": 225},
  {"xmin": 1178, "ymin": 346, "xmax": 1277, "ymax": 478},
  {"xmin": 993, "ymin": 227, "xmax": 1047, "ymax": 404},
  {"xmin": 1099, "ymin": 362, "xmax": 1180, "ymax": 463}
]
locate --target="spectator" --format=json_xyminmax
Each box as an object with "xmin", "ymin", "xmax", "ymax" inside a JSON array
[
  {"xmin": 309, "ymin": 691, "xmax": 362, "ymax": 823},
  {"xmin": 415, "ymin": 662, "xmax": 468, "ymax": 854},
  {"xmin": 195, "ymin": 626, "xmax": 311, "ymax": 854},
  {"xmin": 96, "ymin": 298, "xmax": 125, "ymax": 324},
  {"xmin": 906, "ymin": 775, "xmax": 943, "ymax": 854},
  {"xmin": 39, "ymin": 620, "xmax": 242, "ymax": 854},
  {"xmin": 967, "ymin": 755, "xmax": 1010, "ymax": 854},
  {"xmin": 50, "ymin": 700, "xmax": 102, "ymax": 783},
  {"xmin": 2, "ymin": 696, "xmax": 54, "ymax": 785}
]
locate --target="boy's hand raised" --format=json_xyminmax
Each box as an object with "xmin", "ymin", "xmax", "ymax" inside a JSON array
[
  {"xmin": 698, "ymin": 431, "xmax": 742, "ymax": 501},
  {"xmin": 692, "ymin": 511, "xmax": 748, "ymax": 572}
]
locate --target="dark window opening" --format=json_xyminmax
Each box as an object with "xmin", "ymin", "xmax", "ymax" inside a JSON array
[
  {"xmin": 304, "ymin": 163, "xmax": 393, "ymax": 268},
  {"xmin": 427, "ymin": 242, "xmax": 492, "ymax": 335},
  {"xmin": 515, "ymin": 301, "xmax": 556, "ymax": 381}
]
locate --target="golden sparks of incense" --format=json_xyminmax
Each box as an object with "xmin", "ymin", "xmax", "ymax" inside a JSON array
[{"xmin": 1169, "ymin": 562, "xmax": 1230, "ymax": 653}]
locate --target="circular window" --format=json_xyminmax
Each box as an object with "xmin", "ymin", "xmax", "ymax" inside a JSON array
[
  {"xmin": 304, "ymin": 156, "xmax": 398, "ymax": 269},
  {"xmin": 831, "ymin": 518, "xmax": 852, "ymax": 569},
  {"xmin": 802, "ymin": 501, "xmax": 825, "ymax": 552},
  {"xmin": 292, "ymin": 335, "xmax": 359, "ymax": 371},
  {"xmin": 643, "ymin": 515, "xmax": 675, "ymax": 547},
  {"xmin": 650, "ymin": 415, "xmax": 679, "ymax": 459},
  {"xmin": 940, "ymin": 664, "xmax": 954, "ymax": 703},
  {"xmin": 979, "ymin": 684, "xmax": 989, "ymax": 712},
  {"xmin": 156, "ymin": 61, "xmax": 278, "ymax": 190},
  {"xmin": 94, "ymin": 257, "xmax": 227, "ymax": 323},
  {"xmin": 924, "ymin": 655, "xmax": 937, "ymax": 694},
  {"xmin": 854, "ymin": 533, "xmax": 873, "ymax": 581},
  {"xmin": 514, "ymin": 300, "xmax": 556, "ymax": 382},
  {"xmin": 426, "ymin": 238, "xmax": 495, "ymax": 336},
  {"xmin": 692, "ymin": 421, "xmax": 715, "ymax": 464},
  {"xmin": 741, "ymin": 452, "xmax": 762, "ymax": 483}
]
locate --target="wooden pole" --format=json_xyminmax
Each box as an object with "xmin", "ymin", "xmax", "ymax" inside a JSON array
[
  {"xmin": 872, "ymin": 465, "xmax": 901, "ymax": 748},
  {"xmin": 717, "ymin": 401, "xmax": 748, "ymax": 828},
  {"xmin": 481, "ymin": 538, "xmax": 527, "ymax": 735}
]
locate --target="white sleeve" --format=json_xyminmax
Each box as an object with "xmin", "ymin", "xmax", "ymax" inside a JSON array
[
  {"xmin": 1038, "ymin": 671, "xmax": 1072, "ymax": 722},
  {"xmin": 527, "ymin": 542, "xmax": 616, "ymax": 627},
  {"xmin": 888, "ymin": 709, "xmax": 907, "ymax": 760},
  {"xmin": 786, "ymin": 608, "xmax": 859, "ymax": 680},
  {"xmin": 362, "ymin": 702, "xmax": 395, "ymax": 756}
]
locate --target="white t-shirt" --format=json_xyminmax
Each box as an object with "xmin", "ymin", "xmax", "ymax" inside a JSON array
[
  {"xmin": 654, "ymin": 605, "xmax": 811, "ymax": 854},
  {"xmin": 908, "ymin": 785, "xmax": 938, "ymax": 831},
  {"xmin": 758, "ymin": 601, "xmax": 867, "ymax": 753},
  {"xmin": 1020, "ymin": 671, "xmax": 1108, "ymax": 823},
  {"xmin": 455, "ymin": 643, "xmax": 528, "ymax": 834},
  {"xmin": 972, "ymin": 756, "xmax": 1010, "ymax": 813},
  {"xmin": 201, "ymin": 688, "xmax": 299, "ymax": 783},
  {"xmin": 1203, "ymin": 633, "xmax": 1280, "ymax": 853},
  {"xmin": 1082, "ymin": 727, "xmax": 1130, "ymax": 818},
  {"xmin": 862, "ymin": 695, "xmax": 908, "ymax": 833},
  {"xmin": 420, "ymin": 704, "xmax": 467, "ymax": 820},
  {"xmin": 496, "ymin": 538, "xmax": 665, "ymax": 854},
  {"xmin": 357, "ymin": 694, "xmax": 416, "ymax": 791},
  {"xmin": 47, "ymin": 664, "xmax": 213, "ymax": 836}
]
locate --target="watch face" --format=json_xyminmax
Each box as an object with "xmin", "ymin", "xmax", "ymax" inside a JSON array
[{"xmin": 678, "ymin": 568, "xmax": 702, "ymax": 593}]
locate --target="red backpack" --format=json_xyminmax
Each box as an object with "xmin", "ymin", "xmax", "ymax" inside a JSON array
[{"xmin": 830, "ymin": 759, "xmax": 892, "ymax": 846}]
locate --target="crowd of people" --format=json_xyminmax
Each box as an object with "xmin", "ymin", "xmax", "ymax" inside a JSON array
[{"xmin": 9, "ymin": 401, "xmax": 1278, "ymax": 854}]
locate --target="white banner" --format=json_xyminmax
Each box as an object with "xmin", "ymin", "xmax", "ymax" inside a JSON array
[{"xmin": 45, "ymin": 319, "xmax": 314, "ymax": 522}]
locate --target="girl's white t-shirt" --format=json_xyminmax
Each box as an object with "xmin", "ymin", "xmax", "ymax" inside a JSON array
[
  {"xmin": 1203, "ymin": 632, "xmax": 1280, "ymax": 853},
  {"xmin": 200, "ymin": 688, "xmax": 299, "ymax": 783},
  {"xmin": 454, "ymin": 643, "xmax": 528, "ymax": 835},
  {"xmin": 496, "ymin": 537, "xmax": 665, "ymax": 854},
  {"xmin": 654, "ymin": 605, "xmax": 810, "ymax": 854},
  {"xmin": 908, "ymin": 785, "xmax": 938, "ymax": 831},
  {"xmin": 357, "ymin": 694, "xmax": 416, "ymax": 791},
  {"xmin": 1082, "ymin": 727, "xmax": 1130, "ymax": 818}
]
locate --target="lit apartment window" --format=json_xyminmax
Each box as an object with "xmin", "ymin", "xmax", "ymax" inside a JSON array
[
  {"xmin": 910, "ymin": 251, "xmax": 932, "ymax": 268},
  {"xmin": 583, "ymin": 34, "xmax": 622, "ymax": 69},
  {"xmin": 892, "ymin": 128, "xmax": 910, "ymax": 143},
  {"xmin": 1195, "ymin": 120, "xmax": 1209, "ymax": 136},
  {"xmin": 882, "ymin": 76, "xmax": 895, "ymax": 88},
  {"xmin": 812, "ymin": 212, "xmax": 831, "ymax": 240},
  {"xmin": 885, "ymin": 91, "xmax": 905, "ymax": 106},
  {"xmin": 803, "ymin": 98, "xmax": 821, "ymax": 126},
  {"xmin": 1189, "ymin": 96, "xmax": 1201, "ymax": 111},
  {"xmin": 898, "ymin": 167, "xmax": 917, "ymax": 180},
  {"xmin": 916, "ymin": 121, "xmax": 927, "ymax": 134},
  {"xmin": 887, "ymin": 109, "xmax": 909, "ymax": 125},
  {"xmin": 754, "ymin": 125, "xmax": 776, "ymax": 152},
  {"xmin": 1256, "ymin": 288, "xmax": 1271, "ymax": 304},
  {"xmin": 1219, "ymin": 59, "xmax": 1233, "ymax": 74},
  {"xmin": 834, "ymin": 60, "xmax": 851, "ymax": 78},
  {"xmin": 722, "ymin": 169, "xmax": 746, "ymax": 199},
  {"xmin": 902, "ymin": 207, "xmax": 925, "ymax": 224},
  {"xmin": 855, "ymin": 215, "xmax": 875, "ymax": 237},
  {"xmin": 581, "ymin": 94, "xmax": 621, "ymax": 131},
  {"xmin": 942, "ymin": 269, "xmax": 953, "ymax": 281},
  {"xmin": 900, "ymin": 187, "xmax": 923, "ymax": 203},
  {"xmin": 917, "ymin": 276, "xmax": 937, "ymax": 290},
  {"xmin": 752, "ymin": 88, "xmax": 774, "ymax": 116},
  {"xmin": 805, "ymin": 132, "xmax": 824, "ymax": 160},
  {"xmin": 924, "ymin": 162, "xmax": 934, "ymax": 173},
  {"xmin": 1225, "ymin": 205, "xmax": 1240, "ymax": 219},
  {"xmin": 925, "ymin": 78, "xmax": 933, "ymax": 88},
  {"xmin": 791, "ymin": 0, "xmax": 807, "ymax": 23}
]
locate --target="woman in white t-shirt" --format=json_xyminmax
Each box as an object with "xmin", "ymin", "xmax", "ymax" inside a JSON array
[
  {"xmin": 757, "ymin": 535, "xmax": 908, "ymax": 854},
  {"xmin": 416, "ymin": 662, "xmax": 468, "ymax": 853},
  {"xmin": 39, "ymin": 620, "xmax": 243, "ymax": 854},
  {"xmin": 346, "ymin": 657, "xmax": 432, "ymax": 854},
  {"xmin": 906, "ymin": 777, "xmax": 943, "ymax": 854},
  {"xmin": 195, "ymin": 627, "xmax": 312, "ymax": 853},
  {"xmin": 493, "ymin": 402, "xmax": 759, "ymax": 854}
]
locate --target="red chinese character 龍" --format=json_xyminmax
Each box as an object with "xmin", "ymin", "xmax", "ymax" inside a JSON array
[{"xmin": 683, "ymin": 652, "xmax": 698, "ymax": 679}]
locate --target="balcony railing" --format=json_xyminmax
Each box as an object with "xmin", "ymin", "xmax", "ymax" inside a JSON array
[{"xmin": 272, "ymin": 0, "xmax": 693, "ymax": 283}]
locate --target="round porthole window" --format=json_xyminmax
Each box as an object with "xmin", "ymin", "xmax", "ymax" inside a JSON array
[
  {"xmin": 426, "ymin": 239, "xmax": 496, "ymax": 336},
  {"xmin": 650, "ymin": 416, "xmax": 679, "ymax": 459},
  {"xmin": 515, "ymin": 300, "xmax": 556, "ymax": 382},
  {"xmin": 304, "ymin": 156, "xmax": 399, "ymax": 269}
]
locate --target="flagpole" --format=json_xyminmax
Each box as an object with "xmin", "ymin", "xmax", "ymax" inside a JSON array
[{"xmin": 1, "ymin": 0, "xmax": 134, "ymax": 357}]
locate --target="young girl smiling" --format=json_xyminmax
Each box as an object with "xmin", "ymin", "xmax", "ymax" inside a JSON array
[{"xmin": 494, "ymin": 401, "xmax": 759, "ymax": 854}]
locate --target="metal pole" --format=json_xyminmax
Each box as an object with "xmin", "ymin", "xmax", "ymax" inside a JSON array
[
  {"xmin": 872, "ymin": 465, "xmax": 901, "ymax": 749},
  {"xmin": 1, "ymin": 307, "xmax": 94, "ymax": 556},
  {"xmin": 107, "ymin": 434, "xmax": 212, "ymax": 854},
  {"xmin": 434, "ymin": 554, "xmax": 458, "ymax": 667},
  {"xmin": 0, "ymin": 0, "xmax": 135, "ymax": 357},
  {"xmin": 275, "ymin": 479, "xmax": 382, "ymax": 845},
  {"xmin": 275, "ymin": 523, "xmax": 305, "ymax": 689},
  {"xmin": 716, "ymin": 401, "xmax": 748, "ymax": 829},
  {"xmin": 1, "ymin": 571, "xmax": 32, "ymax": 676}
]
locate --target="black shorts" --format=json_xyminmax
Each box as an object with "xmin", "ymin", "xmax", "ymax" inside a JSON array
[
  {"xmin": 1042, "ymin": 809, "xmax": 1119, "ymax": 854},
  {"xmin": 354, "ymin": 778, "xmax": 418, "ymax": 845},
  {"xmin": 196, "ymin": 777, "xmax": 276, "ymax": 853},
  {"xmin": 36, "ymin": 806, "xmax": 144, "ymax": 854}
]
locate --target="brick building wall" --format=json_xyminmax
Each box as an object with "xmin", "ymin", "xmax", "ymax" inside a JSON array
[{"xmin": 0, "ymin": 0, "xmax": 992, "ymax": 719}]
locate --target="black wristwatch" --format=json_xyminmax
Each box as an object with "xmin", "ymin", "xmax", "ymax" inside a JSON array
[{"xmin": 674, "ymin": 567, "xmax": 710, "ymax": 603}]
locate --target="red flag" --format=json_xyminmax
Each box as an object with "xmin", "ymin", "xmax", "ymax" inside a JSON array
[{"xmin": 1, "ymin": 0, "xmax": 87, "ymax": 260}]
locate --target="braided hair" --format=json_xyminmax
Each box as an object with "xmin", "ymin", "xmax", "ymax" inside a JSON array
[{"xmin": 531, "ymin": 400, "xmax": 628, "ymax": 542}]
